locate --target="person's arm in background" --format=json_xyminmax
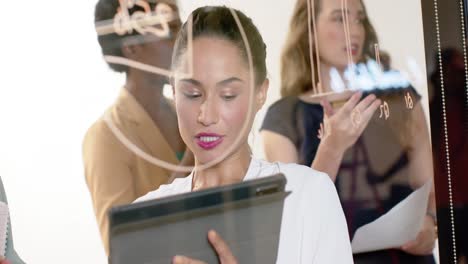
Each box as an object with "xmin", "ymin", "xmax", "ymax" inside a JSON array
[
  {"xmin": 311, "ymin": 93, "xmax": 380, "ymax": 181},
  {"xmin": 83, "ymin": 124, "xmax": 136, "ymax": 256},
  {"xmin": 400, "ymin": 102, "xmax": 437, "ymax": 256},
  {"xmin": 0, "ymin": 178, "xmax": 25, "ymax": 264},
  {"xmin": 260, "ymin": 97, "xmax": 301, "ymax": 164},
  {"xmin": 262, "ymin": 93, "xmax": 380, "ymax": 181},
  {"xmin": 261, "ymin": 131, "xmax": 299, "ymax": 164}
]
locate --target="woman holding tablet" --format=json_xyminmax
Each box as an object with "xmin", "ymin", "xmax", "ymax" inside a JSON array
[{"xmin": 136, "ymin": 5, "xmax": 353, "ymax": 263}]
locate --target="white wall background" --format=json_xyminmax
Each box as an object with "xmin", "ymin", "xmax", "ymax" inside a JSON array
[
  {"xmin": 363, "ymin": 0, "xmax": 431, "ymax": 130},
  {"xmin": 0, "ymin": 0, "xmax": 429, "ymax": 263}
]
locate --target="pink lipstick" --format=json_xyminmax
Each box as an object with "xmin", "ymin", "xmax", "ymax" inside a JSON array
[{"xmin": 195, "ymin": 133, "xmax": 224, "ymax": 150}]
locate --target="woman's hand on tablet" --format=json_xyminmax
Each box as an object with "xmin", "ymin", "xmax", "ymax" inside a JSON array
[
  {"xmin": 172, "ymin": 230, "xmax": 238, "ymax": 264},
  {"xmin": 0, "ymin": 256, "xmax": 10, "ymax": 264}
]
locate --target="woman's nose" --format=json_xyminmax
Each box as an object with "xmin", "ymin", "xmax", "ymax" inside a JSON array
[{"xmin": 197, "ymin": 96, "xmax": 219, "ymax": 126}]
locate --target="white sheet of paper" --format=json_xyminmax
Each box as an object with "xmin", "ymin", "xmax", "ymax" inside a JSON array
[{"xmin": 351, "ymin": 180, "xmax": 432, "ymax": 254}]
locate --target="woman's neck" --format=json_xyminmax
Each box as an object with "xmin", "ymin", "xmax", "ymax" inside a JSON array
[
  {"xmin": 192, "ymin": 144, "xmax": 252, "ymax": 191},
  {"xmin": 303, "ymin": 63, "xmax": 346, "ymax": 96}
]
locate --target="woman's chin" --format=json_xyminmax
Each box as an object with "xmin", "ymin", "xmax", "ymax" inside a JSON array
[
  {"xmin": 192, "ymin": 139, "xmax": 246, "ymax": 167},
  {"xmin": 194, "ymin": 150, "xmax": 223, "ymax": 166}
]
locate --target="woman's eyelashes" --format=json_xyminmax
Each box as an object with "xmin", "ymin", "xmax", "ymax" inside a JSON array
[
  {"xmin": 181, "ymin": 89, "xmax": 238, "ymax": 101},
  {"xmin": 332, "ymin": 13, "xmax": 365, "ymax": 24},
  {"xmin": 221, "ymin": 92, "xmax": 238, "ymax": 101},
  {"xmin": 220, "ymin": 85, "xmax": 242, "ymax": 101},
  {"xmin": 182, "ymin": 90, "xmax": 202, "ymax": 99},
  {"xmin": 183, "ymin": 93, "xmax": 238, "ymax": 101},
  {"xmin": 333, "ymin": 14, "xmax": 345, "ymax": 23},
  {"xmin": 178, "ymin": 80, "xmax": 242, "ymax": 101}
]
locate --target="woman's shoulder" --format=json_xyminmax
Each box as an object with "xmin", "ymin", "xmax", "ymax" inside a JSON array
[
  {"xmin": 260, "ymin": 96, "xmax": 302, "ymax": 138},
  {"xmin": 266, "ymin": 96, "xmax": 300, "ymax": 113},
  {"xmin": 263, "ymin": 95, "xmax": 323, "ymax": 124},
  {"xmin": 255, "ymin": 159, "xmax": 334, "ymax": 192},
  {"xmin": 133, "ymin": 176, "xmax": 192, "ymax": 203},
  {"xmin": 278, "ymin": 162, "xmax": 332, "ymax": 187}
]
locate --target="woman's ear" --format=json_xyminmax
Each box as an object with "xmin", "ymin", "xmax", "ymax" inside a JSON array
[{"xmin": 255, "ymin": 78, "xmax": 269, "ymax": 111}]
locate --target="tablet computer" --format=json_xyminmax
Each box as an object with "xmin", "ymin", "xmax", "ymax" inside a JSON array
[{"xmin": 109, "ymin": 173, "xmax": 289, "ymax": 264}]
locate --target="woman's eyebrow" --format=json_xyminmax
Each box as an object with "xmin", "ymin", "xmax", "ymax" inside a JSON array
[
  {"xmin": 330, "ymin": 9, "xmax": 364, "ymax": 16},
  {"xmin": 179, "ymin": 79, "xmax": 202, "ymax": 87},
  {"xmin": 331, "ymin": 9, "xmax": 345, "ymax": 16},
  {"xmin": 216, "ymin": 77, "xmax": 245, "ymax": 87}
]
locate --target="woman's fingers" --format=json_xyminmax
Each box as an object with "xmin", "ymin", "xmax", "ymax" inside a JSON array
[
  {"xmin": 320, "ymin": 99, "xmax": 335, "ymax": 117},
  {"xmin": 341, "ymin": 92, "xmax": 363, "ymax": 114},
  {"xmin": 354, "ymin": 94, "xmax": 377, "ymax": 113},
  {"xmin": 321, "ymin": 92, "xmax": 366, "ymax": 119},
  {"xmin": 355, "ymin": 96, "xmax": 381, "ymax": 129},
  {"xmin": 172, "ymin": 230, "xmax": 237, "ymax": 264},
  {"xmin": 401, "ymin": 239, "xmax": 418, "ymax": 252},
  {"xmin": 208, "ymin": 230, "xmax": 238, "ymax": 264},
  {"xmin": 400, "ymin": 216, "xmax": 437, "ymax": 255},
  {"xmin": 172, "ymin": 255, "xmax": 206, "ymax": 264},
  {"xmin": 401, "ymin": 236, "xmax": 433, "ymax": 255}
]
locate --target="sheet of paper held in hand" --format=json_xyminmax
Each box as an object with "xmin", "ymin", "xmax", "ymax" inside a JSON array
[{"xmin": 351, "ymin": 180, "xmax": 433, "ymax": 254}]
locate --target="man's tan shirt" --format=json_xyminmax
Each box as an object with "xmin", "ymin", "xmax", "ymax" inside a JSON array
[{"xmin": 83, "ymin": 89, "xmax": 178, "ymax": 255}]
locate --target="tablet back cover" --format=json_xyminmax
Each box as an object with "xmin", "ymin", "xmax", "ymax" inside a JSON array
[{"xmin": 109, "ymin": 175, "xmax": 288, "ymax": 264}]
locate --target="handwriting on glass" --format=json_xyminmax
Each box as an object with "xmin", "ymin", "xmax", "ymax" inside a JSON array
[
  {"xmin": 374, "ymin": 43, "xmax": 382, "ymax": 70},
  {"xmin": 405, "ymin": 92, "xmax": 414, "ymax": 109},
  {"xmin": 351, "ymin": 109, "xmax": 362, "ymax": 128},
  {"xmin": 113, "ymin": 0, "xmax": 174, "ymax": 37},
  {"xmin": 379, "ymin": 101, "xmax": 390, "ymax": 120}
]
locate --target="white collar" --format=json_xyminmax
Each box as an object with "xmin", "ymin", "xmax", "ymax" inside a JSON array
[{"xmin": 184, "ymin": 157, "xmax": 266, "ymax": 191}]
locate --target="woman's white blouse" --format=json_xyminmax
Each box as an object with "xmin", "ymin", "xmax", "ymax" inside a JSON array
[{"xmin": 135, "ymin": 158, "xmax": 353, "ymax": 263}]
